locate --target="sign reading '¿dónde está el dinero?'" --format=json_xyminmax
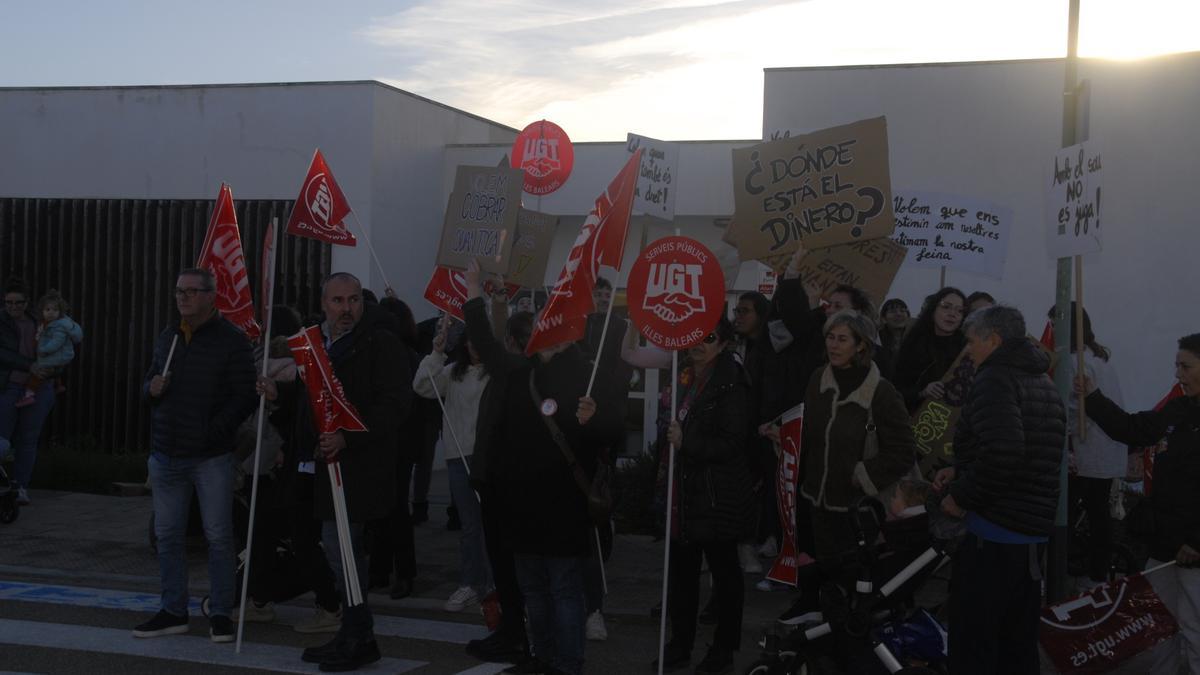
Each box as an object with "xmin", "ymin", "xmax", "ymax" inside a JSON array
[{"xmin": 728, "ymin": 116, "xmax": 895, "ymax": 261}]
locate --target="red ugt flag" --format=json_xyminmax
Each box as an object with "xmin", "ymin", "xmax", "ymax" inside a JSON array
[
  {"xmin": 423, "ymin": 266, "xmax": 520, "ymax": 322},
  {"xmin": 197, "ymin": 183, "xmax": 261, "ymax": 340},
  {"xmin": 285, "ymin": 149, "xmax": 356, "ymax": 246},
  {"xmin": 525, "ymin": 149, "xmax": 641, "ymax": 355},
  {"xmin": 767, "ymin": 403, "xmax": 815, "ymax": 585},
  {"xmin": 287, "ymin": 326, "xmax": 368, "ymax": 435}
]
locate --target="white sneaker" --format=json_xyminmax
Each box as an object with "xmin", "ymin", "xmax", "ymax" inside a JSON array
[
  {"xmin": 444, "ymin": 586, "xmax": 479, "ymax": 612},
  {"xmin": 755, "ymin": 579, "xmax": 784, "ymax": 592},
  {"xmin": 739, "ymin": 544, "xmax": 763, "ymax": 574},
  {"xmin": 292, "ymin": 603, "xmax": 342, "ymax": 633},
  {"xmin": 234, "ymin": 600, "xmax": 276, "ymax": 623},
  {"xmin": 586, "ymin": 610, "xmax": 608, "ymax": 641},
  {"xmin": 757, "ymin": 536, "xmax": 779, "ymax": 559},
  {"xmin": 16, "ymin": 487, "xmax": 29, "ymax": 506}
]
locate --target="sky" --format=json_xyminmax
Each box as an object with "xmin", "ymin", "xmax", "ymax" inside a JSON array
[{"xmin": 2, "ymin": 0, "xmax": 1197, "ymax": 141}]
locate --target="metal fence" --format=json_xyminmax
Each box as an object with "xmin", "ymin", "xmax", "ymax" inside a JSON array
[{"xmin": 0, "ymin": 197, "xmax": 331, "ymax": 453}]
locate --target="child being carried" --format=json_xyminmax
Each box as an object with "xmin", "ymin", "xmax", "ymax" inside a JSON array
[{"xmin": 16, "ymin": 290, "xmax": 82, "ymax": 408}]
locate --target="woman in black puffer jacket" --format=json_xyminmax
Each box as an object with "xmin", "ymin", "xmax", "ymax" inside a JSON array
[
  {"xmin": 1077, "ymin": 333, "xmax": 1200, "ymax": 674},
  {"xmin": 657, "ymin": 316, "xmax": 753, "ymax": 675}
]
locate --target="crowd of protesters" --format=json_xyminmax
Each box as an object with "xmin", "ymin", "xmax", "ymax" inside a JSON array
[{"xmin": 2, "ymin": 246, "xmax": 1198, "ymax": 675}]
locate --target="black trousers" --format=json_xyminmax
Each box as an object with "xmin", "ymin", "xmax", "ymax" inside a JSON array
[
  {"xmin": 1069, "ymin": 475, "xmax": 1114, "ymax": 582},
  {"xmin": 369, "ymin": 459, "xmax": 417, "ymax": 582},
  {"xmin": 948, "ymin": 534, "xmax": 1044, "ymax": 675},
  {"xmin": 290, "ymin": 472, "xmax": 340, "ymax": 612},
  {"xmin": 668, "ymin": 538, "xmax": 743, "ymax": 653},
  {"xmin": 480, "ymin": 487, "xmax": 527, "ymax": 643}
]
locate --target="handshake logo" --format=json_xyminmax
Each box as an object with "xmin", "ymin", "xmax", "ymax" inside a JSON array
[{"xmin": 642, "ymin": 263, "xmax": 706, "ymax": 324}]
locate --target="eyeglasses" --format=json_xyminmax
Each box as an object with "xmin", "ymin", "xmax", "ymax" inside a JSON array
[
  {"xmin": 702, "ymin": 333, "xmax": 719, "ymax": 344},
  {"xmin": 174, "ymin": 287, "xmax": 214, "ymax": 298},
  {"xmin": 937, "ymin": 302, "xmax": 964, "ymax": 315},
  {"xmin": 4, "ymin": 299, "xmax": 26, "ymax": 306},
  {"xmin": 733, "ymin": 307, "xmax": 753, "ymax": 315}
]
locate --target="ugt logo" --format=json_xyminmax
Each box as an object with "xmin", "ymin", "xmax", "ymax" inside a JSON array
[
  {"xmin": 521, "ymin": 138, "xmax": 561, "ymax": 179},
  {"xmin": 305, "ymin": 174, "xmax": 336, "ymax": 232},
  {"xmin": 643, "ymin": 263, "xmax": 705, "ymax": 324}
]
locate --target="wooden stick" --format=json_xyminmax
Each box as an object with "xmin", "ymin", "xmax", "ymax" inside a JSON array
[
  {"xmin": 939, "ymin": 266, "xmax": 947, "ymax": 289},
  {"xmin": 1074, "ymin": 255, "xmax": 1087, "ymax": 441}
]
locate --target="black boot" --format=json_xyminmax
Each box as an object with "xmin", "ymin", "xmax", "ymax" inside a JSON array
[
  {"xmin": 412, "ymin": 501, "xmax": 429, "ymax": 525},
  {"xmin": 301, "ymin": 635, "xmax": 344, "ymax": 664},
  {"xmin": 446, "ymin": 504, "xmax": 462, "ymax": 531},
  {"xmin": 318, "ymin": 638, "xmax": 382, "ymax": 672}
]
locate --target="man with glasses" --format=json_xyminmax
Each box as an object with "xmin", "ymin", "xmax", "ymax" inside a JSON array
[
  {"xmin": 132, "ymin": 268, "xmax": 256, "ymax": 644},
  {"xmin": 0, "ymin": 281, "xmax": 49, "ymax": 505}
]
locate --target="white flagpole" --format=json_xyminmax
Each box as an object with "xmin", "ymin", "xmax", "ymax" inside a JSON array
[
  {"xmin": 348, "ymin": 212, "xmax": 391, "ymax": 291},
  {"xmin": 328, "ymin": 462, "xmax": 364, "ymax": 606},
  {"xmin": 657, "ymin": 349, "xmax": 679, "ymax": 675},
  {"xmin": 424, "ymin": 363, "xmax": 483, "ymax": 505},
  {"xmin": 584, "ymin": 288, "xmax": 617, "ymax": 399},
  {"xmin": 161, "ymin": 335, "xmax": 179, "ymax": 376},
  {"xmin": 236, "ymin": 219, "xmax": 279, "ymax": 653}
]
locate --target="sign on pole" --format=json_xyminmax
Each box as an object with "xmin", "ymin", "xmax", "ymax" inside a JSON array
[
  {"xmin": 626, "ymin": 236, "xmax": 725, "ymax": 350},
  {"xmin": 891, "ymin": 191, "xmax": 1012, "ymax": 279},
  {"xmin": 1046, "ymin": 141, "xmax": 1103, "ymax": 258},
  {"xmin": 626, "ymin": 133, "xmax": 679, "ymax": 221},
  {"xmin": 506, "ymin": 209, "xmax": 558, "ymax": 289},
  {"xmin": 511, "ymin": 120, "xmax": 575, "ymax": 196},
  {"xmin": 435, "ymin": 165, "xmax": 524, "ymax": 273},
  {"xmin": 729, "ymin": 117, "xmax": 895, "ymax": 260}
]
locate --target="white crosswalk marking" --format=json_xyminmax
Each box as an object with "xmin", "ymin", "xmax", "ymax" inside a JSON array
[
  {"xmin": 451, "ymin": 664, "xmax": 511, "ymax": 675},
  {"xmin": 0, "ymin": 618, "xmax": 425, "ymax": 673},
  {"xmin": 0, "ymin": 580, "xmax": 489, "ymax": 644}
]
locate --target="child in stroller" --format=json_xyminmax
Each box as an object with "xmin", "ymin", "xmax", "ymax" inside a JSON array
[{"xmin": 748, "ymin": 485, "xmax": 964, "ymax": 675}]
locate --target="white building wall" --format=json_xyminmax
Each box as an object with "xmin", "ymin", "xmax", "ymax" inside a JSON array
[
  {"xmin": 0, "ymin": 81, "xmax": 516, "ymax": 296},
  {"xmin": 763, "ymin": 52, "xmax": 1200, "ymax": 408}
]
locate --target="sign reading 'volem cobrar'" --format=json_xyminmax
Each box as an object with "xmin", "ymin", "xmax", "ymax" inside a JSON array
[
  {"xmin": 729, "ymin": 116, "xmax": 895, "ymax": 261},
  {"xmin": 435, "ymin": 165, "xmax": 523, "ymax": 274}
]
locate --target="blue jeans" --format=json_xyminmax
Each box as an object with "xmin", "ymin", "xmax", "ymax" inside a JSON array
[
  {"xmin": 0, "ymin": 381, "xmax": 56, "ymax": 487},
  {"xmin": 148, "ymin": 451, "xmax": 236, "ymax": 618},
  {"xmin": 447, "ymin": 458, "xmax": 491, "ymax": 593},
  {"xmin": 321, "ymin": 519, "xmax": 374, "ymax": 639},
  {"xmin": 514, "ymin": 553, "xmax": 586, "ymax": 675}
]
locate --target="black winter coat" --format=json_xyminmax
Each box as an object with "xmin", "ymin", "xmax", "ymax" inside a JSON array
[
  {"xmin": 143, "ymin": 315, "xmax": 257, "ymax": 459},
  {"xmin": 1086, "ymin": 392, "xmax": 1200, "ymax": 562},
  {"xmin": 486, "ymin": 345, "xmax": 623, "ymax": 557},
  {"xmin": 799, "ymin": 362, "xmax": 916, "ymax": 512},
  {"xmin": 949, "ymin": 339, "xmax": 1065, "ymax": 536},
  {"xmin": 464, "ymin": 296, "xmax": 527, "ymax": 488},
  {"xmin": 675, "ymin": 351, "xmax": 755, "ymax": 544},
  {"xmin": 0, "ymin": 309, "xmax": 34, "ymax": 385},
  {"xmin": 893, "ymin": 331, "xmax": 966, "ymax": 413},
  {"xmin": 284, "ymin": 309, "xmax": 412, "ymax": 523}
]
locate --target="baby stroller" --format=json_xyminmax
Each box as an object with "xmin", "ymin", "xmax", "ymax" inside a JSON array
[
  {"xmin": 1, "ymin": 438, "xmax": 18, "ymax": 524},
  {"xmin": 745, "ymin": 496, "xmax": 958, "ymax": 675}
]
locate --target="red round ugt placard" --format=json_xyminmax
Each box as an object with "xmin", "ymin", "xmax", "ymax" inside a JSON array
[
  {"xmin": 626, "ymin": 236, "xmax": 725, "ymax": 350},
  {"xmin": 510, "ymin": 120, "xmax": 574, "ymax": 196}
]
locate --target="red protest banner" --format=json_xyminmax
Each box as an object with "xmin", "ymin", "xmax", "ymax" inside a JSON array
[
  {"xmin": 511, "ymin": 120, "xmax": 574, "ymax": 196},
  {"xmin": 1039, "ymin": 572, "xmax": 1179, "ymax": 674},
  {"xmin": 525, "ymin": 150, "xmax": 641, "ymax": 355},
  {"xmin": 422, "ymin": 266, "xmax": 520, "ymax": 322},
  {"xmin": 197, "ymin": 183, "xmax": 261, "ymax": 340},
  {"xmin": 767, "ymin": 403, "xmax": 814, "ymax": 586},
  {"xmin": 287, "ymin": 326, "xmax": 367, "ymax": 435},
  {"xmin": 285, "ymin": 149, "xmax": 356, "ymax": 246},
  {"xmin": 626, "ymin": 236, "xmax": 725, "ymax": 350}
]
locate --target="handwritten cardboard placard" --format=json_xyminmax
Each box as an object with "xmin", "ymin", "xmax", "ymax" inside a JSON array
[
  {"xmin": 506, "ymin": 209, "xmax": 558, "ymax": 289},
  {"xmin": 890, "ymin": 191, "xmax": 1012, "ymax": 279},
  {"xmin": 729, "ymin": 117, "xmax": 895, "ymax": 260},
  {"xmin": 911, "ymin": 348, "xmax": 975, "ymax": 478},
  {"xmin": 435, "ymin": 165, "xmax": 524, "ymax": 273},
  {"xmin": 626, "ymin": 133, "xmax": 679, "ymax": 221},
  {"xmin": 789, "ymin": 238, "xmax": 908, "ymax": 308},
  {"xmin": 1046, "ymin": 141, "xmax": 1103, "ymax": 258}
]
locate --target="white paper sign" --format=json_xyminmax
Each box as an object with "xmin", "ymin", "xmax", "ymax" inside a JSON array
[
  {"xmin": 626, "ymin": 133, "xmax": 678, "ymax": 221},
  {"xmin": 1046, "ymin": 141, "xmax": 1103, "ymax": 258},
  {"xmin": 890, "ymin": 190, "xmax": 1012, "ymax": 279}
]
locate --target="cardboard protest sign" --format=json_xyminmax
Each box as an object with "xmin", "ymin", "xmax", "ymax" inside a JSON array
[
  {"xmin": 626, "ymin": 133, "xmax": 679, "ymax": 221},
  {"xmin": 626, "ymin": 236, "xmax": 725, "ymax": 350},
  {"xmin": 1040, "ymin": 572, "xmax": 1178, "ymax": 674},
  {"xmin": 890, "ymin": 191, "xmax": 1012, "ymax": 279},
  {"xmin": 436, "ymin": 165, "xmax": 523, "ymax": 273},
  {"xmin": 789, "ymin": 238, "xmax": 908, "ymax": 308},
  {"xmin": 729, "ymin": 117, "xmax": 895, "ymax": 260},
  {"xmin": 767, "ymin": 403, "xmax": 815, "ymax": 586},
  {"xmin": 1046, "ymin": 141, "xmax": 1103, "ymax": 258},
  {"xmin": 911, "ymin": 348, "xmax": 975, "ymax": 478},
  {"xmin": 506, "ymin": 209, "xmax": 558, "ymax": 289},
  {"xmin": 512, "ymin": 120, "xmax": 574, "ymax": 196}
]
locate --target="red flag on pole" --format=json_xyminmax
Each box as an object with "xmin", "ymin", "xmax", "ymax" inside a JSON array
[
  {"xmin": 287, "ymin": 326, "xmax": 368, "ymax": 434},
  {"xmin": 285, "ymin": 149, "xmax": 356, "ymax": 246},
  {"xmin": 423, "ymin": 266, "xmax": 520, "ymax": 322},
  {"xmin": 767, "ymin": 403, "xmax": 815, "ymax": 585},
  {"xmin": 525, "ymin": 150, "xmax": 641, "ymax": 355},
  {"xmin": 197, "ymin": 183, "xmax": 261, "ymax": 340}
]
